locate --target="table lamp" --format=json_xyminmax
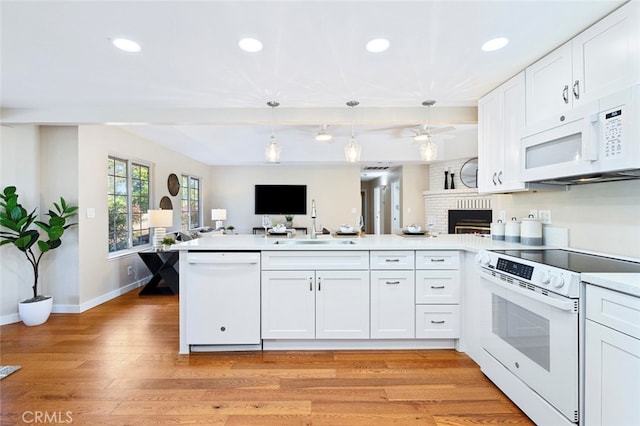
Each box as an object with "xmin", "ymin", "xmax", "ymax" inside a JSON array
[
  {"xmin": 211, "ymin": 208, "xmax": 227, "ymax": 230},
  {"xmin": 148, "ymin": 209, "xmax": 173, "ymax": 250}
]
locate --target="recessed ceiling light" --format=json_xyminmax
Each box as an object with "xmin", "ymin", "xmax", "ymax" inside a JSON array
[
  {"xmin": 481, "ymin": 37, "xmax": 509, "ymax": 52},
  {"xmin": 112, "ymin": 38, "xmax": 142, "ymax": 53},
  {"xmin": 239, "ymin": 37, "xmax": 263, "ymax": 53},
  {"xmin": 366, "ymin": 38, "xmax": 390, "ymax": 53}
]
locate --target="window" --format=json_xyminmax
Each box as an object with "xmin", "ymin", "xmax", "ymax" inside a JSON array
[
  {"xmin": 181, "ymin": 175, "xmax": 201, "ymax": 229},
  {"xmin": 107, "ymin": 156, "xmax": 150, "ymax": 253}
]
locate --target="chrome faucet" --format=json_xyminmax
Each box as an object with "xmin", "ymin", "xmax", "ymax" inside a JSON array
[{"xmin": 310, "ymin": 199, "xmax": 317, "ymax": 239}]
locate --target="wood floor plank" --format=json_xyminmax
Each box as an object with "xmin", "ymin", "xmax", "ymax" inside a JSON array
[{"xmin": 0, "ymin": 290, "xmax": 532, "ymax": 424}]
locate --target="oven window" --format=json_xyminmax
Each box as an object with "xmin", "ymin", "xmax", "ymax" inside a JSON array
[{"xmin": 492, "ymin": 294, "xmax": 550, "ymax": 371}]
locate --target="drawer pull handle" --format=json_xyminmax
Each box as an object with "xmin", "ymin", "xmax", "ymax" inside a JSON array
[
  {"xmin": 386, "ymin": 281, "xmax": 401, "ymax": 285},
  {"xmin": 430, "ymin": 258, "xmax": 445, "ymax": 262},
  {"xmin": 318, "ymin": 277, "xmax": 321, "ymax": 291},
  {"xmin": 430, "ymin": 285, "xmax": 445, "ymax": 289},
  {"xmin": 385, "ymin": 258, "xmax": 400, "ymax": 262},
  {"xmin": 309, "ymin": 278, "xmax": 313, "ymax": 291},
  {"xmin": 431, "ymin": 320, "xmax": 445, "ymax": 324}
]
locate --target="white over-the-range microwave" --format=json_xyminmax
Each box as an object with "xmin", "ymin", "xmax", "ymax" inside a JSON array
[{"xmin": 521, "ymin": 84, "xmax": 640, "ymax": 185}]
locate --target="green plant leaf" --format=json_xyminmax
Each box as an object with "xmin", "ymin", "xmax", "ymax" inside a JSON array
[{"xmin": 37, "ymin": 240, "xmax": 50, "ymax": 253}]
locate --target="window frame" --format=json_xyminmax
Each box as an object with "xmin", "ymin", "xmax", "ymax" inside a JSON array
[
  {"xmin": 107, "ymin": 155, "xmax": 152, "ymax": 256},
  {"xmin": 181, "ymin": 174, "xmax": 202, "ymax": 230}
]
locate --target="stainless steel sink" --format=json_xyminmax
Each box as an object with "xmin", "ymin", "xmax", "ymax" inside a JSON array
[{"xmin": 273, "ymin": 239, "xmax": 356, "ymax": 245}]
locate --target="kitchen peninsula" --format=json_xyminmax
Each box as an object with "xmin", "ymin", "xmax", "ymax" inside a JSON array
[{"xmin": 175, "ymin": 233, "xmax": 553, "ymax": 355}]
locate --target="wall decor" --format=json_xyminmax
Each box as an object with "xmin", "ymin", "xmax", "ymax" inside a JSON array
[
  {"xmin": 167, "ymin": 173, "xmax": 180, "ymax": 196},
  {"xmin": 160, "ymin": 196, "xmax": 173, "ymax": 209},
  {"xmin": 460, "ymin": 158, "xmax": 479, "ymax": 188}
]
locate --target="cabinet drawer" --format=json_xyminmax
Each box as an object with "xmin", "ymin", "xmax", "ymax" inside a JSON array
[
  {"xmin": 370, "ymin": 251, "xmax": 415, "ymax": 270},
  {"xmin": 415, "ymin": 251, "xmax": 460, "ymax": 270},
  {"xmin": 415, "ymin": 270, "xmax": 460, "ymax": 304},
  {"xmin": 262, "ymin": 250, "xmax": 369, "ymax": 270},
  {"xmin": 415, "ymin": 305, "xmax": 460, "ymax": 338},
  {"xmin": 586, "ymin": 285, "xmax": 640, "ymax": 340}
]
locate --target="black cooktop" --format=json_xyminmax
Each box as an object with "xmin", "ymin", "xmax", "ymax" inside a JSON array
[{"xmin": 491, "ymin": 249, "xmax": 640, "ymax": 273}]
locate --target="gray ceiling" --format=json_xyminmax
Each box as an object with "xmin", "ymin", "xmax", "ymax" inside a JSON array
[{"xmin": 0, "ymin": 0, "xmax": 627, "ymax": 166}]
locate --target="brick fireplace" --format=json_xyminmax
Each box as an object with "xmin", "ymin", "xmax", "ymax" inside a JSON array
[{"xmin": 423, "ymin": 188, "xmax": 492, "ymax": 235}]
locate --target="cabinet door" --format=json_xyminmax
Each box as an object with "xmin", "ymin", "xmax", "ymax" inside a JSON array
[
  {"xmin": 584, "ymin": 320, "xmax": 640, "ymax": 425},
  {"xmin": 573, "ymin": 1, "xmax": 640, "ymax": 107},
  {"xmin": 370, "ymin": 270, "xmax": 415, "ymax": 338},
  {"xmin": 261, "ymin": 270, "xmax": 315, "ymax": 339},
  {"xmin": 315, "ymin": 270, "xmax": 370, "ymax": 339},
  {"xmin": 500, "ymin": 72, "xmax": 526, "ymax": 192},
  {"xmin": 525, "ymin": 42, "xmax": 573, "ymax": 129},
  {"xmin": 477, "ymin": 88, "xmax": 502, "ymax": 192}
]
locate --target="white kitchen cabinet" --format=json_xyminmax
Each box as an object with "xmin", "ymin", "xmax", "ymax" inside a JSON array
[
  {"xmin": 370, "ymin": 270, "xmax": 415, "ymax": 338},
  {"xmin": 477, "ymin": 72, "xmax": 531, "ymax": 193},
  {"xmin": 415, "ymin": 270, "xmax": 460, "ymax": 305},
  {"xmin": 414, "ymin": 250, "xmax": 460, "ymax": 339},
  {"xmin": 584, "ymin": 284, "xmax": 640, "ymax": 426},
  {"xmin": 525, "ymin": 1, "xmax": 639, "ymax": 132},
  {"xmin": 261, "ymin": 251, "xmax": 370, "ymax": 340},
  {"xmin": 184, "ymin": 252, "xmax": 261, "ymax": 346}
]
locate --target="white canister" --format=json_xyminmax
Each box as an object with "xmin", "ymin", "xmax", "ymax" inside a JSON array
[
  {"xmin": 505, "ymin": 217, "xmax": 521, "ymax": 243},
  {"xmin": 521, "ymin": 214, "xmax": 543, "ymax": 246},
  {"xmin": 491, "ymin": 220, "xmax": 505, "ymax": 241}
]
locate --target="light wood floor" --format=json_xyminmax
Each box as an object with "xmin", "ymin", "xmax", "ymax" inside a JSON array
[{"xmin": 1, "ymin": 290, "xmax": 533, "ymax": 425}]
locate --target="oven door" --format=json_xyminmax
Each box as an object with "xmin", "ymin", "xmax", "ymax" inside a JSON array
[{"xmin": 480, "ymin": 269, "xmax": 579, "ymax": 423}]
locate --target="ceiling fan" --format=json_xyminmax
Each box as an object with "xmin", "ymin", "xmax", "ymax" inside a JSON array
[{"xmin": 371, "ymin": 100, "xmax": 456, "ymax": 142}]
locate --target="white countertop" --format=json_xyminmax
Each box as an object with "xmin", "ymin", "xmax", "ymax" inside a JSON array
[
  {"xmin": 172, "ymin": 233, "xmax": 549, "ymax": 253},
  {"xmin": 582, "ymin": 273, "xmax": 640, "ymax": 298}
]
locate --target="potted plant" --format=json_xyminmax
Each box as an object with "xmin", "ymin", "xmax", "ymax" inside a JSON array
[
  {"xmin": 0, "ymin": 186, "xmax": 78, "ymax": 326},
  {"xmin": 284, "ymin": 215, "xmax": 294, "ymax": 228},
  {"xmin": 161, "ymin": 237, "xmax": 175, "ymax": 251},
  {"xmin": 225, "ymin": 225, "xmax": 235, "ymax": 235}
]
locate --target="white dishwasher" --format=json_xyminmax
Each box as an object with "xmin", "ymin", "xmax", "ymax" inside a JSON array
[{"xmin": 185, "ymin": 251, "xmax": 261, "ymax": 350}]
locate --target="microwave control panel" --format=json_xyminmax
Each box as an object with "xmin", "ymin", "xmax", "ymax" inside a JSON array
[{"xmin": 603, "ymin": 108, "xmax": 623, "ymax": 158}]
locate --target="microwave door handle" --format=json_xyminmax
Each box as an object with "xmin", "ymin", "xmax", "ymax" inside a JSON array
[{"xmin": 583, "ymin": 113, "xmax": 600, "ymax": 161}]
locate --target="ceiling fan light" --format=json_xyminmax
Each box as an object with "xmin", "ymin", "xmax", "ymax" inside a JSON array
[
  {"xmin": 420, "ymin": 140, "xmax": 438, "ymax": 162},
  {"xmin": 414, "ymin": 132, "xmax": 429, "ymax": 142},
  {"xmin": 315, "ymin": 131, "xmax": 332, "ymax": 142},
  {"xmin": 344, "ymin": 137, "xmax": 361, "ymax": 163},
  {"xmin": 112, "ymin": 38, "xmax": 142, "ymax": 53},
  {"xmin": 265, "ymin": 136, "xmax": 281, "ymax": 163}
]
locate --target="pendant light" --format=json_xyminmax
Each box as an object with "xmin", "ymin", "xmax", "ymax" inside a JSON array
[
  {"xmin": 265, "ymin": 101, "xmax": 281, "ymax": 163},
  {"xmin": 418, "ymin": 100, "xmax": 438, "ymax": 161},
  {"xmin": 344, "ymin": 100, "xmax": 361, "ymax": 162}
]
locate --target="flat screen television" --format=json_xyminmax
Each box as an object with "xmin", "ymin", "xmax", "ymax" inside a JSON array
[{"xmin": 254, "ymin": 185, "xmax": 307, "ymax": 215}]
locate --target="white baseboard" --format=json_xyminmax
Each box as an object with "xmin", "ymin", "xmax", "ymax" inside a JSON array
[{"xmin": 0, "ymin": 277, "xmax": 149, "ymax": 325}]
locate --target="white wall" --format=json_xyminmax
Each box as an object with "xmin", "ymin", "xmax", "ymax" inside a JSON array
[
  {"xmin": 401, "ymin": 164, "xmax": 429, "ymax": 227},
  {"xmin": 208, "ymin": 165, "xmax": 362, "ymax": 233},
  {"xmin": 492, "ymin": 181, "xmax": 640, "ymax": 259},
  {"xmin": 0, "ymin": 126, "xmax": 41, "ymax": 323},
  {"xmin": 77, "ymin": 125, "xmax": 211, "ymax": 306}
]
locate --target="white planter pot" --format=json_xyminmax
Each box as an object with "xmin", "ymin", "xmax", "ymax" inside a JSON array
[{"xmin": 19, "ymin": 296, "xmax": 53, "ymax": 326}]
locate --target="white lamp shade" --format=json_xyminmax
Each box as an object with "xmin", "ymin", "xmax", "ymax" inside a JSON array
[
  {"xmin": 211, "ymin": 209, "xmax": 227, "ymax": 220},
  {"xmin": 148, "ymin": 209, "xmax": 173, "ymax": 227}
]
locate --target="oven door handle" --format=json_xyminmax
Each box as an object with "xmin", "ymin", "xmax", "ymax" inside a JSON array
[{"xmin": 481, "ymin": 272, "xmax": 576, "ymax": 312}]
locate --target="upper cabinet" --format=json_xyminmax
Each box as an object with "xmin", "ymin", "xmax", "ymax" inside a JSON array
[
  {"xmin": 478, "ymin": 72, "xmax": 532, "ymax": 193},
  {"xmin": 525, "ymin": 1, "xmax": 640, "ymax": 133}
]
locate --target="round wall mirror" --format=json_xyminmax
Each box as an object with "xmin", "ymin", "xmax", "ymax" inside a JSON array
[{"xmin": 460, "ymin": 158, "xmax": 479, "ymax": 188}]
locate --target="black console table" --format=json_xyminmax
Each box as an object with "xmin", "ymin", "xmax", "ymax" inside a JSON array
[{"xmin": 138, "ymin": 250, "xmax": 179, "ymax": 295}]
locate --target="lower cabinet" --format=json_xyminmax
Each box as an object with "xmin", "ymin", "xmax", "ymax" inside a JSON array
[
  {"xmin": 415, "ymin": 251, "xmax": 461, "ymax": 339},
  {"xmin": 370, "ymin": 270, "xmax": 415, "ymax": 338},
  {"xmin": 584, "ymin": 284, "xmax": 640, "ymax": 425},
  {"xmin": 261, "ymin": 269, "xmax": 370, "ymax": 339}
]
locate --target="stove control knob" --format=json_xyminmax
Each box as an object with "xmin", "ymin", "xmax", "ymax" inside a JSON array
[
  {"xmin": 540, "ymin": 270, "xmax": 552, "ymax": 285},
  {"xmin": 550, "ymin": 274, "xmax": 565, "ymax": 288}
]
